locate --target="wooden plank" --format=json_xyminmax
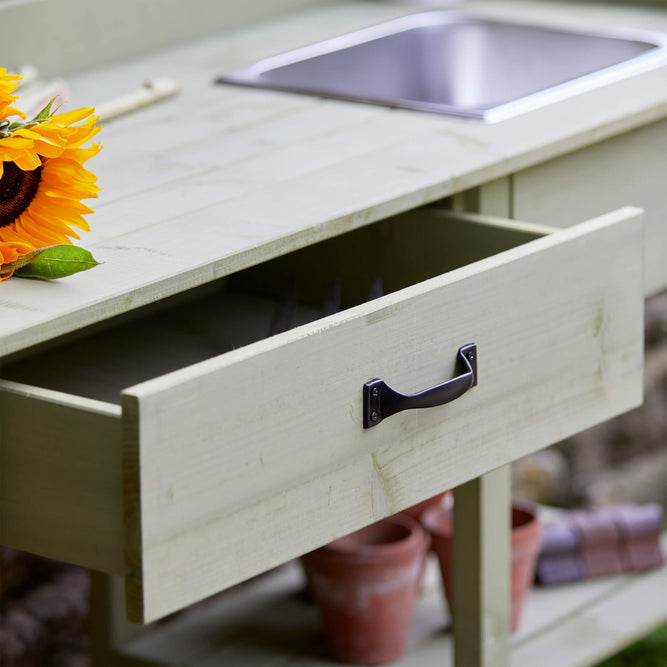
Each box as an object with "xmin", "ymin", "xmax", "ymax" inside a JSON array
[
  {"xmin": 123, "ymin": 208, "xmax": 643, "ymax": 622},
  {"xmin": 513, "ymin": 119, "xmax": 667, "ymax": 296},
  {"xmin": 117, "ymin": 536, "xmax": 667, "ymax": 667},
  {"xmin": 453, "ymin": 468, "xmax": 511, "ymax": 667},
  {"xmin": 92, "ymin": 96, "xmax": 359, "ymax": 208},
  {"xmin": 0, "ymin": 381, "xmax": 124, "ymax": 574},
  {"xmin": 89, "ymin": 104, "xmax": 447, "ymax": 243}
]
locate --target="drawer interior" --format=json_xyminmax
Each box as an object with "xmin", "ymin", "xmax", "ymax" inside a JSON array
[{"xmin": 0, "ymin": 209, "xmax": 543, "ymax": 403}]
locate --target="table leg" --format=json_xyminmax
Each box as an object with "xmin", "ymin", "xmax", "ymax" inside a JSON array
[
  {"xmin": 90, "ymin": 572, "xmax": 144, "ymax": 666},
  {"xmin": 453, "ymin": 465, "xmax": 511, "ymax": 667}
]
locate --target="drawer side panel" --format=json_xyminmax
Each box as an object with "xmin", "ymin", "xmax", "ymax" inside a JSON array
[
  {"xmin": 0, "ymin": 382, "xmax": 124, "ymax": 575},
  {"xmin": 124, "ymin": 208, "xmax": 644, "ymax": 622}
]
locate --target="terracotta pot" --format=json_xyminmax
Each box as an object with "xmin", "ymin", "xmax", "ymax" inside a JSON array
[
  {"xmin": 420, "ymin": 502, "xmax": 542, "ymax": 633},
  {"xmin": 301, "ymin": 515, "xmax": 430, "ymax": 665}
]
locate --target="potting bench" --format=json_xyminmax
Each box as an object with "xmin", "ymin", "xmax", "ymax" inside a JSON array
[{"xmin": 0, "ymin": 1, "xmax": 666, "ymax": 666}]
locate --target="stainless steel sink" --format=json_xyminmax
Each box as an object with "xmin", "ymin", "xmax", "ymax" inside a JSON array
[{"xmin": 217, "ymin": 11, "xmax": 667, "ymax": 122}]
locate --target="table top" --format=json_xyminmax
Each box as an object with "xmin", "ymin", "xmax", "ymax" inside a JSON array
[{"xmin": 1, "ymin": 0, "xmax": 667, "ymax": 357}]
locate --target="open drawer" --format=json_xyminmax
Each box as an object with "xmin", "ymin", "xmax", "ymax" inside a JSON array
[{"xmin": 0, "ymin": 206, "xmax": 644, "ymax": 623}]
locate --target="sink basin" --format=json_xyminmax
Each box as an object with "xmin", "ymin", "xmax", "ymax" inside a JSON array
[{"xmin": 217, "ymin": 11, "xmax": 667, "ymax": 122}]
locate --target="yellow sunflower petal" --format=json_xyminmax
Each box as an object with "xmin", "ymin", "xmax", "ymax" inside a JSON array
[
  {"xmin": 0, "ymin": 69, "xmax": 25, "ymax": 122},
  {"xmin": 40, "ymin": 171, "xmax": 101, "ymax": 196},
  {"xmin": 11, "ymin": 218, "xmax": 48, "ymax": 246},
  {"xmin": 62, "ymin": 214, "xmax": 90, "ymax": 233},
  {"xmin": 0, "ymin": 225, "xmax": 24, "ymax": 244},
  {"xmin": 33, "ymin": 138, "xmax": 68, "ymax": 159},
  {"xmin": 0, "ymin": 135, "xmax": 37, "ymax": 149},
  {"xmin": 0, "ymin": 68, "xmax": 23, "ymax": 86},
  {"xmin": 60, "ymin": 142, "xmax": 102, "ymax": 165},
  {"xmin": 10, "ymin": 128, "xmax": 41, "ymax": 140},
  {"xmin": 0, "ymin": 103, "xmax": 26, "ymax": 120},
  {"xmin": 20, "ymin": 210, "xmax": 79, "ymax": 244},
  {"xmin": 0, "ymin": 240, "xmax": 33, "ymax": 264},
  {"xmin": 49, "ymin": 108, "xmax": 96, "ymax": 125},
  {"xmin": 64, "ymin": 126, "xmax": 102, "ymax": 150},
  {"xmin": 43, "ymin": 156, "xmax": 99, "ymax": 186},
  {"xmin": 0, "ymin": 149, "xmax": 42, "ymax": 171},
  {"xmin": 40, "ymin": 182, "xmax": 100, "ymax": 200}
]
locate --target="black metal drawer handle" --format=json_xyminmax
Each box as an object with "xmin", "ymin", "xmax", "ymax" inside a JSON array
[{"xmin": 363, "ymin": 344, "xmax": 477, "ymax": 428}]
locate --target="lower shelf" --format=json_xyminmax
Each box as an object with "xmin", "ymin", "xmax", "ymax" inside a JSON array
[{"xmin": 117, "ymin": 535, "xmax": 667, "ymax": 667}]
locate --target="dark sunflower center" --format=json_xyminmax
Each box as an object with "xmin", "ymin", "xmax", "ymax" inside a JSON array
[{"xmin": 0, "ymin": 161, "xmax": 43, "ymax": 227}]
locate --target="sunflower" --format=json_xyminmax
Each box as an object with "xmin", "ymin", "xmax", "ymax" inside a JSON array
[{"xmin": 0, "ymin": 105, "xmax": 101, "ymax": 247}]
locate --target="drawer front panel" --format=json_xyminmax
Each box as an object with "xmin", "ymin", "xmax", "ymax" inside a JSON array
[
  {"xmin": 124, "ymin": 208, "xmax": 644, "ymax": 622},
  {"xmin": 513, "ymin": 119, "xmax": 667, "ymax": 296}
]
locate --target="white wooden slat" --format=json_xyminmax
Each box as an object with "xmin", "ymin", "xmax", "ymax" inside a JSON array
[
  {"xmin": 122, "ymin": 208, "xmax": 643, "ymax": 622},
  {"xmin": 93, "ymin": 89, "xmax": 323, "ymax": 173},
  {"xmin": 116, "ymin": 537, "xmax": 667, "ymax": 667},
  {"xmin": 0, "ymin": 381, "xmax": 124, "ymax": 574},
  {"xmin": 88, "ymin": 103, "xmax": 445, "ymax": 243},
  {"xmin": 92, "ymin": 94, "xmax": 328, "ymax": 208}
]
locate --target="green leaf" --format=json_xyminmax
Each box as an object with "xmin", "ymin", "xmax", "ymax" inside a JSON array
[{"xmin": 14, "ymin": 245, "xmax": 100, "ymax": 280}]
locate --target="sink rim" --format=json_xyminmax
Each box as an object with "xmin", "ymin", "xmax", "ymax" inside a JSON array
[{"xmin": 217, "ymin": 10, "xmax": 667, "ymax": 123}]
